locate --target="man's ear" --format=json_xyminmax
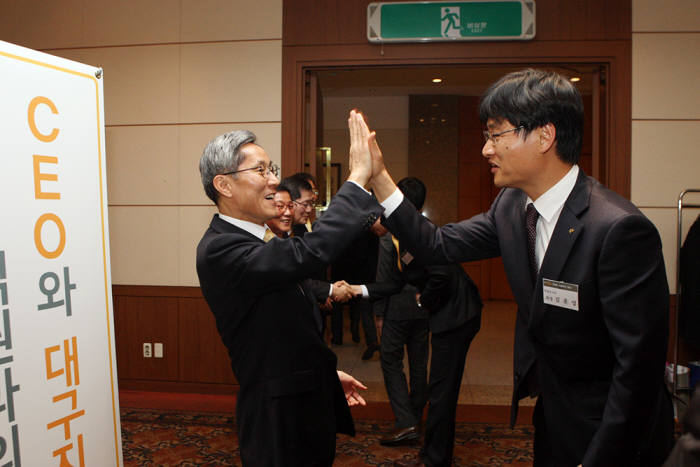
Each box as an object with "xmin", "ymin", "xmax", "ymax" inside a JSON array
[
  {"xmin": 539, "ymin": 123, "xmax": 556, "ymax": 153},
  {"xmin": 212, "ymin": 174, "xmax": 233, "ymax": 199}
]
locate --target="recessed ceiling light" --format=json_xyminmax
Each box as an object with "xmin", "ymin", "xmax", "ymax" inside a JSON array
[
  {"xmin": 570, "ymin": 77, "xmax": 581, "ymax": 82},
  {"xmin": 432, "ymin": 78, "xmax": 442, "ymax": 83}
]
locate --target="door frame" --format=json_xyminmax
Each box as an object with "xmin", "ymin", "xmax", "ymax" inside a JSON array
[{"xmin": 282, "ymin": 41, "xmax": 630, "ymax": 197}]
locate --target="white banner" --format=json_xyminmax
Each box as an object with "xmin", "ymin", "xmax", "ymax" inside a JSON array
[{"xmin": 0, "ymin": 41, "xmax": 122, "ymax": 466}]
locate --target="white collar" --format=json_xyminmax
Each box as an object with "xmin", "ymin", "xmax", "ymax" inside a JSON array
[
  {"xmin": 526, "ymin": 165, "xmax": 579, "ymax": 222},
  {"xmin": 218, "ymin": 213, "xmax": 269, "ymax": 241}
]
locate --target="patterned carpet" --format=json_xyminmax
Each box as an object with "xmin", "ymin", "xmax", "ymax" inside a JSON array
[{"xmin": 120, "ymin": 408, "xmax": 533, "ymax": 466}]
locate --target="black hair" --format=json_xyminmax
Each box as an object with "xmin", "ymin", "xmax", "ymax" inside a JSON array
[
  {"xmin": 280, "ymin": 176, "xmax": 313, "ymax": 201},
  {"xmin": 479, "ymin": 68, "xmax": 583, "ymax": 164},
  {"xmin": 397, "ymin": 177, "xmax": 426, "ymax": 211},
  {"xmin": 291, "ymin": 172, "xmax": 318, "ymax": 188}
]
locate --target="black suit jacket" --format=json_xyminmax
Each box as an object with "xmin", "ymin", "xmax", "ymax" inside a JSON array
[
  {"xmin": 384, "ymin": 169, "xmax": 673, "ymax": 466},
  {"xmin": 196, "ymin": 182, "xmax": 382, "ymax": 465},
  {"xmin": 368, "ymin": 233, "xmax": 481, "ymax": 332}
]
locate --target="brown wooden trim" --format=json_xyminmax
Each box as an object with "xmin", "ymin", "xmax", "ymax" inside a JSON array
[
  {"xmin": 42, "ymin": 38, "xmax": 282, "ymax": 53},
  {"xmin": 106, "ymin": 121, "xmax": 281, "ymax": 128},
  {"xmin": 118, "ymin": 379, "xmax": 237, "ymax": 395},
  {"xmin": 113, "ymin": 284, "xmax": 203, "ymax": 298},
  {"xmin": 282, "ymin": 40, "xmax": 632, "ymax": 197}
]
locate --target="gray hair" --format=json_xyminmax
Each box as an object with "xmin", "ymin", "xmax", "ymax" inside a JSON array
[{"xmin": 199, "ymin": 130, "xmax": 256, "ymax": 203}]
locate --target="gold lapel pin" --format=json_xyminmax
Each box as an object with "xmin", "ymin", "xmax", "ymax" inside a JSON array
[{"xmin": 568, "ymin": 228, "xmax": 575, "ymax": 234}]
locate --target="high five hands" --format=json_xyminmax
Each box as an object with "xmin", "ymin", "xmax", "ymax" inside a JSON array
[{"xmin": 347, "ymin": 110, "xmax": 397, "ymax": 201}]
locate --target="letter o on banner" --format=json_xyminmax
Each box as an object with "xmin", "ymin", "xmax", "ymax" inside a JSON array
[
  {"xmin": 28, "ymin": 96, "xmax": 60, "ymax": 143},
  {"xmin": 34, "ymin": 213, "xmax": 66, "ymax": 259}
]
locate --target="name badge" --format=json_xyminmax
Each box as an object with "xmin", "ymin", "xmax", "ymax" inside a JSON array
[{"xmin": 542, "ymin": 278, "xmax": 579, "ymax": 311}]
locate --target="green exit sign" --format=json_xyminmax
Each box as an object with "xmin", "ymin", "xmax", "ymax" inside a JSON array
[{"xmin": 367, "ymin": 1, "xmax": 535, "ymax": 43}]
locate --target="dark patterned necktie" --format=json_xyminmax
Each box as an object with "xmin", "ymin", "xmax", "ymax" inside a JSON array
[{"xmin": 526, "ymin": 203, "xmax": 540, "ymax": 285}]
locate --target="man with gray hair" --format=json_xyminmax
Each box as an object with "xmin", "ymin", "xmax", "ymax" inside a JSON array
[{"xmin": 196, "ymin": 114, "xmax": 382, "ymax": 466}]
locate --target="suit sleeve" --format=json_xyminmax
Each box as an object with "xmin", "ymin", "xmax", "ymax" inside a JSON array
[
  {"xmin": 419, "ymin": 264, "xmax": 451, "ymax": 312},
  {"xmin": 202, "ymin": 182, "xmax": 383, "ymax": 294},
  {"xmin": 306, "ymin": 279, "xmax": 331, "ymax": 302},
  {"xmin": 383, "ymin": 191, "xmax": 502, "ymax": 266},
  {"xmin": 582, "ymin": 214, "xmax": 670, "ymax": 465}
]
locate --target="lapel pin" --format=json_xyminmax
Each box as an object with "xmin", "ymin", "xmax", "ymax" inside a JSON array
[{"xmin": 568, "ymin": 228, "xmax": 575, "ymax": 234}]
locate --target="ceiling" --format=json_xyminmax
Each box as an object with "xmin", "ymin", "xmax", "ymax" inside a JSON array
[{"xmin": 317, "ymin": 64, "xmax": 601, "ymax": 97}]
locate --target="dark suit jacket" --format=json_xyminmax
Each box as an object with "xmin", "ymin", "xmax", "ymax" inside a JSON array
[
  {"xmin": 384, "ymin": 169, "xmax": 673, "ymax": 466},
  {"xmin": 368, "ymin": 233, "xmax": 481, "ymax": 333},
  {"xmin": 196, "ymin": 182, "xmax": 381, "ymax": 465},
  {"xmin": 331, "ymin": 230, "xmax": 380, "ymax": 284},
  {"xmin": 680, "ymin": 214, "xmax": 700, "ymax": 349}
]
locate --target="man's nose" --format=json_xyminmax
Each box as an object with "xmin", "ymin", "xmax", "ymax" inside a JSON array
[
  {"xmin": 268, "ymin": 172, "xmax": 280, "ymax": 187},
  {"xmin": 482, "ymin": 140, "xmax": 494, "ymax": 158}
]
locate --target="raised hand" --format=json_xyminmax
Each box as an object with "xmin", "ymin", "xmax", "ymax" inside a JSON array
[
  {"xmin": 352, "ymin": 110, "xmax": 397, "ymax": 202},
  {"xmin": 347, "ymin": 109, "xmax": 372, "ymax": 187}
]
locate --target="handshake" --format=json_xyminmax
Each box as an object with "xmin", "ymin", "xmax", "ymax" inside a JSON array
[{"xmin": 330, "ymin": 280, "xmax": 363, "ymax": 303}]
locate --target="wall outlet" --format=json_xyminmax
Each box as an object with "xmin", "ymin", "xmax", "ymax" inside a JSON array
[
  {"xmin": 143, "ymin": 342, "xmax": 152, "ymax": 358},
  {"xmin": 154, "ymin": 342, "xmax": 163, "ymax": 358}
]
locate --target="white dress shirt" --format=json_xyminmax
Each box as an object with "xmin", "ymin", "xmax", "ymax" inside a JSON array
[{"xmin": 527, "ymin": 165, "xmax": 579, "ymax": 270}]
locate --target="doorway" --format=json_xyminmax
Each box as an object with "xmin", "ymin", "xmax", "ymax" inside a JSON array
[{"xmin": 304, "ymin": 64, "xmax": 607, "ymax": 300}]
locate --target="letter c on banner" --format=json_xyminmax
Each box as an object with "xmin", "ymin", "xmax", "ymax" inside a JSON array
[
  {"xmin": 28, "ymin": 96, "xmax": 59, "ymax": 142},
  {"xmin": 34, "ymin": 213, "xmax": 66, "ymax": 259}
]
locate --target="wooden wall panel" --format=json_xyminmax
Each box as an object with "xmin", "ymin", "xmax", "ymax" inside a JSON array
[
  {"xmin": 114, "ymin": 295, "xmax": 179, "ymax": 381},
  {"xmin": 178, "ymin": 298, "xmax": 236, "ymax": 385},
  {"xmin": 113, "ymin": 285, "xmax": 238, "ymax": 393}
]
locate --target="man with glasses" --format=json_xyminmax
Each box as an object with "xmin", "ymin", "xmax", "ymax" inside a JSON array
[
  {"xmin": 283, "ymin": 174, "xmax": 318, "ymax": 238},
  {"xmin": 360, "ymin": 69, "xmax": 674, "ymax": 466},
  {"xmin": 196, "ymin": 127, "xmax": 381, "ymax": 466},
  {"xmin": 271, "ymin": 183, "xmax": 354, "ymax": 307}
]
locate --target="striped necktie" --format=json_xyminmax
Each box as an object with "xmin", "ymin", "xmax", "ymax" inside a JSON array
[
  {"xmin": 525, "ymin": 203, "xmax": 540, "ymax": 285},
  {"xmin": 263, "ymin": 228, "xmax": 276, "ymax": 243}
]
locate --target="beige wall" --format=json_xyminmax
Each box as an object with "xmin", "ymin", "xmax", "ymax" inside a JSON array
[
  {"xmin": 0, "ymin": 0, "xmax": 283, "ymax": 286},
  {"xmin": 4, "ymin": 0, "xmax": 699, "ymax": 292},
  {"xmin": 632, "ymin": 0, "xmax": 700, "ymax": 292}
]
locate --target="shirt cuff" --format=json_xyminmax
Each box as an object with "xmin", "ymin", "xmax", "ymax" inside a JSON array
[
  {"xmin": 328, "ymin": 283, "xmax": 333, "ymax": 297},
  {"xmin": 380, "ymin": 188, "xmax": 404, "ymax": 217},
  {"xmin": 347, "ymin": 180, "xmax": 371, "ymax": 195},
  {"xmin": 360, "ymin": 285, "xmax": 369, "ymax": 298}
]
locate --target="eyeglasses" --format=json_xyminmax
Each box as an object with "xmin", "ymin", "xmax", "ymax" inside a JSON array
[
  {"xmin": 482, "ymin": 126, "xmax": 525, "ymax": 144},
  {"xmin": 275, "ymin": 202, "xmax": 295, "ymax": 211},
  {"xmin": 293, "ymin": 199, "xmax": 316, "ymax": 210},
  {"xmin": 222, "ymin": 163, "xmax": 280, "ymax": 179}
]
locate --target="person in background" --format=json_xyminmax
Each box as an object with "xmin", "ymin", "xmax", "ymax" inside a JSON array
[
  {"xmin": 291, "ymin": 172, "xmax": 321, "ymax": 223},
  {"xmin": 329, "ymin": 217, "xmax": 382, "ymax": 359},
  {"xmin": 269, "ymin": 184, "xmax": 354, "ymax": 307},
  {"xmin": 196, "ymin": 119, "xmax": 379, "ymax": 465},
  {"xmin": 284, "ymin": 175, "xmax": 318, "ymax": 238},
  {"xmin": 374, "ymin": 177, "xmax": 482, "ymax": 466},
  {"xmin": 282, "ymin": 175, "xmax": 334, "ymax": 332}
]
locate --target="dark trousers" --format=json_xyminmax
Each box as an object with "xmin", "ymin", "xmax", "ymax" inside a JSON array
[
  {"xmin": 380, "ymin": 318, "xmax": 429, "ymax": 428},
  {"xmin": 420, "ymin": 317, "xmax": 480, "ymax": 467},
  {"xmin": 331, "ymin": 298, "xmax": 377, "ymax": 345}
]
